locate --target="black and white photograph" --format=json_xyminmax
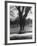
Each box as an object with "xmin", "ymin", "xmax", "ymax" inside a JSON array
[
  {"xmin": 5, "ymin": 1, "xmax": 36, "ymax": 44},
  {"xmin": 10, "ymin": 6, "xmax": 32, "ymax": 40}
]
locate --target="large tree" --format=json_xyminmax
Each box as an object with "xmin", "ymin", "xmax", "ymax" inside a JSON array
[
  {"xmin": 16, "ymin": 6, "xmax": 31, "ymax": 33},
  {"xmin": 10, "ymin": 6, "xmax": 31, "ymax": 33}
]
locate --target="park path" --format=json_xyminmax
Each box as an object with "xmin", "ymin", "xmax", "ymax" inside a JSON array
[{"xmin": 10, "ymin": 23, "xmax": 32, "ymax": 40}]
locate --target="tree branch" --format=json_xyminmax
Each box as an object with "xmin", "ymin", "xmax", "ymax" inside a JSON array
[{"xmin": 24, "ymin": 7, "xmax": 31, "ymax": 17}]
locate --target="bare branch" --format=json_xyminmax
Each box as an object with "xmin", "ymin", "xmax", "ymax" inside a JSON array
[{"xmin": 24, "ymin": 7, "xmax": 31, "ymax": 17}]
